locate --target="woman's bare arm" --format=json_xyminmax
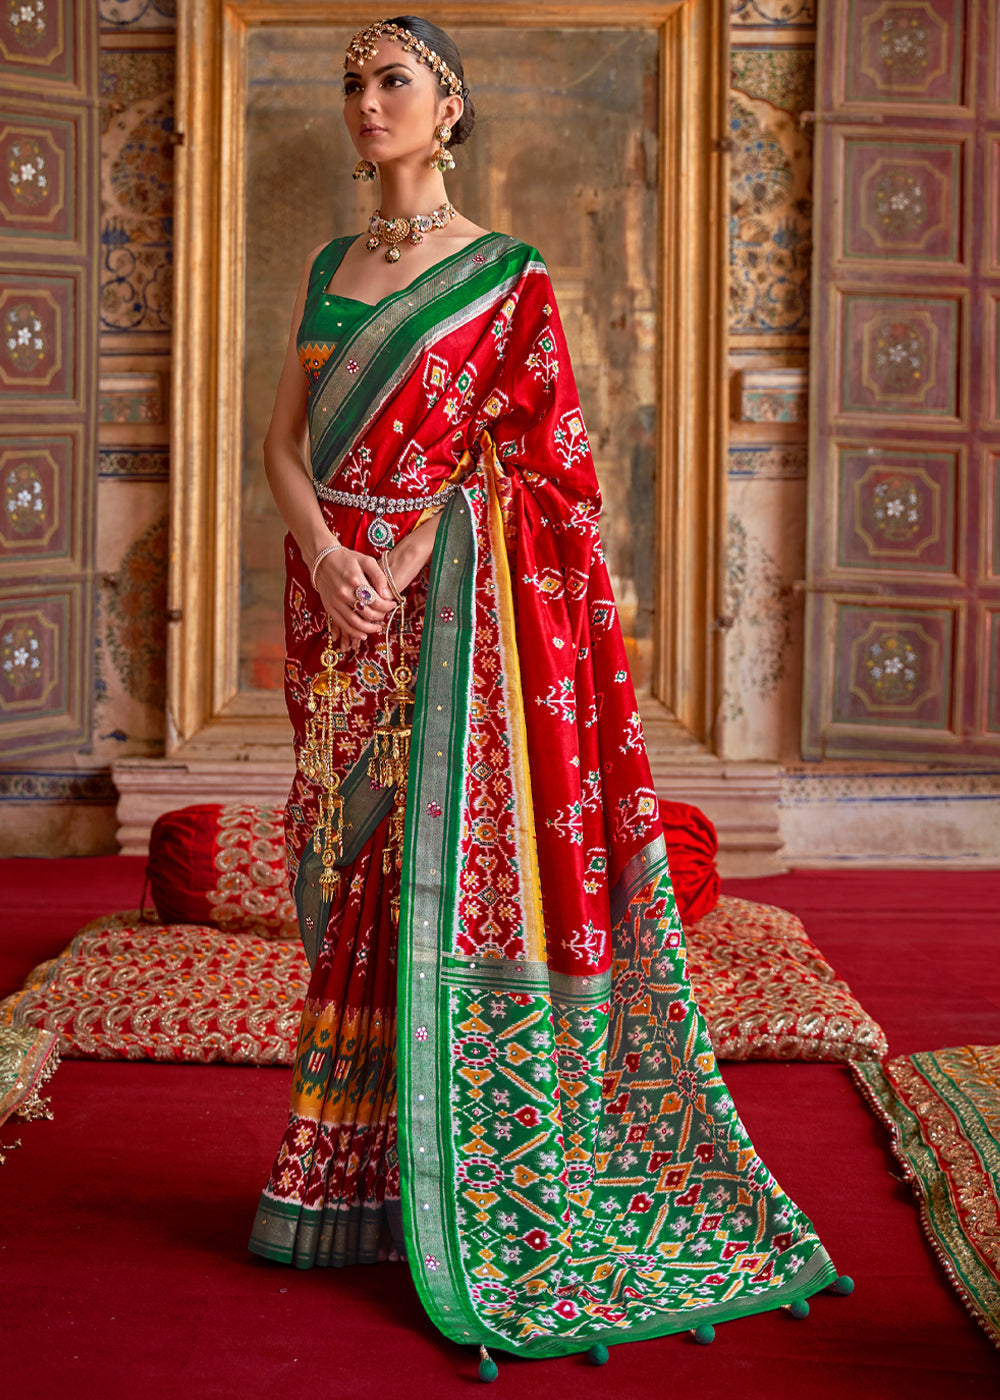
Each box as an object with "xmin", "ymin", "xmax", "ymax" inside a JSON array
[
  {"xmin": 263, "ymin": 247, "xmax": 394, "ymax": 648},
  {"xmin": 385, "ymin": 510, "xmax": 443, "ymax": 592}
]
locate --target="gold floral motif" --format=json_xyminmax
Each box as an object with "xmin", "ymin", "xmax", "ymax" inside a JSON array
[
  {"xmin": 2, "ymin": 462, "xmax": 46, "ymax": 534},
  {"xmin": 207, "ymin": 805, "xmax": 298, "ymax": 937},
  {"xmin": 1, "ymin": 621, "xmax": 42, "ymax": 691},
  {"xmin": 879, "ymin": 11, "xmax": 930, "ymax": 83},
  {"xmin": 872, "ymin": 318, "xmax": 926, "ymax": 394},
  {"xmin": 864, "ymin": 632, "xmax": 919, "ymax": 703},
  {"xmin": 5, "ymin": 0, "xmax": 47, "ymax": 46},
  {"xmin": 872, "ymin": 167, "xmax": 926, "ymax": 234},
  {"xmin": 6, "ymin": 136, "xmax": 48, "ymax": 205},
  {"xmin": 872, "ymin": 475, "xmax": 921, "ymax": 540}
]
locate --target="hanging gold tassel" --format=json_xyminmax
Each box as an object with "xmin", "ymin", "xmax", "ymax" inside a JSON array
[
  {"xmin": 368, "ymin": 596, "xmax": 415, "ymax": 897},
  {"xmin": 298, "ymin": 618, "xmax": 351, "ymax": 899}
]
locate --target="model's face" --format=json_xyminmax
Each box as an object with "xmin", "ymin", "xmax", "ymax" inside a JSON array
[{"xmin": 343, "ymin": 39, "xmax": 454, "ymax": 166}]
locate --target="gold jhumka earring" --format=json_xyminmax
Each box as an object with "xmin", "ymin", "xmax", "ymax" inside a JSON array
[
  {"xmin": 429, "ymin": 122, "xmax": 455, "ymax": 173},
  {"xmin": 298, "ymin": 619, "xmax": 352, "ymax": 899},
  {"xmin": 353, "ymin": 159, "xmax": 377, "ymax": 182},
  {"xmin": 368, "ymin": 596, "xmax": 415, "ymax": 924}
]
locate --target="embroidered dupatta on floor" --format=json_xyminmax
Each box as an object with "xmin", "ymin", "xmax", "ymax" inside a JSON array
[{"xmin": 253, "ymin": 233, "xmax": 837, "ymax": 1356}]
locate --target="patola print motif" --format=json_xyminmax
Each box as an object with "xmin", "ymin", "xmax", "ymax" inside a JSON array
[{"xmin": 250, "ymin": 233, "xmax": 838, "ymax": 1352}]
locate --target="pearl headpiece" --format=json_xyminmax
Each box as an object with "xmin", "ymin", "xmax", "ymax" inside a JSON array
[{"xmin": 345, "ymin": 20, "xmax": 468, "ymax": 99}]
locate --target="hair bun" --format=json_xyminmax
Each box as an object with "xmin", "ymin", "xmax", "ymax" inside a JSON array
[{"xmin": 452, "ymin": 94, "xmax": 475, "ymax": 147}]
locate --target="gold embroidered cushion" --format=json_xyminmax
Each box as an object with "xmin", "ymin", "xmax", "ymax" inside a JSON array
[
  {"xmin": 684, "ymin": 895, "xmax": 888, "ymax": 1062},
  {"xmin": 148, "ymin": 804, "xmax": 298, "ymax": 939},
  {"xmin": 0, "ymin": 1026, "xmax": 60, "ymax": 1130},
  {"xmin": 0, "ymin": 913, "xmax": 307, "ymax": 1064}
]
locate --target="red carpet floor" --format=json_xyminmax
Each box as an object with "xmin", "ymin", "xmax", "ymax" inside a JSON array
[{"xmin": 2, "ymin": 859, "xmax": 999, "ymax": 1399}]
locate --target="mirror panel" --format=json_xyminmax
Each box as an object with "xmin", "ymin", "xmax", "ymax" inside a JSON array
[
  {"xmin": 168, "ymin": 0, "xmax": 728, "ymax": 758},
  {"xmin": 241, "ymin": 24, "xmax": 660, "ymax": 694}
]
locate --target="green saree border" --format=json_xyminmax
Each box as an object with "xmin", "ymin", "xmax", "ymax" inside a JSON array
[
  {"xmin": 397, "ymin": 486, "xmax": 481, "ymax": 1341},
  {"xmin": 394, "ymin": 491, "xmax": 837, "ymax": 1360},
  {"xmin": 307, "ymin": 237, "xmax": 540, "ymax": 483}
]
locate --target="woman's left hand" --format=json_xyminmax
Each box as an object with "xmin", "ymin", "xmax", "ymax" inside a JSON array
[{"xmin": 384, "ymin": 511, "xmax": 444, "ymax": 593}]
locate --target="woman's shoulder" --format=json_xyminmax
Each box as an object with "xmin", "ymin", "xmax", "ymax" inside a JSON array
[
  {"xmin": 296, "ymin": 235, "xmax": 359, "ymax": 295},
  {"xmin": 488, "ymin": 231, "xmax": 541, "ymax": 256},
  {"xmin": 305, "ymin": 234, "xmax": 356, "ymax": 274},
  {"xmin": 486, "ymin": 232, "xmax": 549, "ymax": 273}
]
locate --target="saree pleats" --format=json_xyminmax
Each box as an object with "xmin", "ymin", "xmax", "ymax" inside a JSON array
[{"xmin": 249, "ymin": 817, "xmax": 403, "ymax": 1268}]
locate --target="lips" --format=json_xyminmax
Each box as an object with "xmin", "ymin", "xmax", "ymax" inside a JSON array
[{"xmin": 360, "ymin": 125, "xmax": 386, "ymax": 136}]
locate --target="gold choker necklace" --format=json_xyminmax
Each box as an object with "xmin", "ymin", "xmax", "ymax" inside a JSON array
[{"xmin": 366, "ymin": 201, "xmax": 457, "ymax": 263}]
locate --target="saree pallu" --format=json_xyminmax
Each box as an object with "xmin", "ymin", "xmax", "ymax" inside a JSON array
[{"xmin": 250, "ymin": 233, "xmax": 839, "ymax": 1352}]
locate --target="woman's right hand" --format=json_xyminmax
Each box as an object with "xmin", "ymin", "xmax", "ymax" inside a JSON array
[{"xmin": 314, "ymin": 545, "xmax": 396, "ymax": 650}]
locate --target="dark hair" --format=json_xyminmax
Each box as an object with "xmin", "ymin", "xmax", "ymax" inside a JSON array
[{"xmin": 388, "ymin": 15, "xmax": 476, "ymax": 145}]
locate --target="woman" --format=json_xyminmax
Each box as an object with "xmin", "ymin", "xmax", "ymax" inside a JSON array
[{"xmin": 250, "ymin": 15, "xmax": 845, "ymax": 1366}]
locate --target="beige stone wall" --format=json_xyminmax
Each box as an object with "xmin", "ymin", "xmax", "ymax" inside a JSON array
[{"xmin": 2, "ymin": 0, "xmax": 995, "ymax": 863}]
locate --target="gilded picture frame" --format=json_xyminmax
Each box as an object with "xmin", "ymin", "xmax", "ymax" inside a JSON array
[{"xmin": 167, "ymin": 0, "xmax": 730, "ymax": 764}]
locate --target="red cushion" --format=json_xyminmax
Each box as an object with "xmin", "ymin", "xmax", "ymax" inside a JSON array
[
  {"xmin": 147, "ymin": 800, "xmax": 716, "ymax": 935},
  {"xmin": 658, "ymin": 799, "xmax": 720, "ymax": 923},
  {"xmin": 147, "ymin": 804, "xmax": 297, "ymax": 938}
]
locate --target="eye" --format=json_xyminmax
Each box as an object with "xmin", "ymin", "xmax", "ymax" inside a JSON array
[{"xmin": 383, "ymin": 74, "xmax": 410, "ymax": 88}]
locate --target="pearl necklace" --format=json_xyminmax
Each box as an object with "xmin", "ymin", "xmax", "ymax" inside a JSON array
[{"xmin": 366, "ymin": 201, "xmax": 457, "ymax": 263}]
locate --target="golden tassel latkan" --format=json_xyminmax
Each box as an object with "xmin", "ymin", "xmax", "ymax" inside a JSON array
[
  {"xmin": 298, "ymin": 619, "xmax": 351, "ymax": 899},
  {"xmin": 368, "ymin": 596, "xmax": 415, "ymax": 898}
]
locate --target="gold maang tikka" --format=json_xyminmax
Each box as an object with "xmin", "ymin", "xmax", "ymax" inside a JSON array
[
  {"xmin": 298, "ymin": 618, "xmax": 352, "ymax": 899},
  {"xmin": 345, "ymin": 21, "xmax": 466, "ymax": 97}
]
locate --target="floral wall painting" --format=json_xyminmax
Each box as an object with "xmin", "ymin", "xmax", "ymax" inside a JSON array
[
  {"xmin": 103, "ymin": 512, "xmax": 167, "ymax": 710},
  {"xmin": 99, "ymin": 49, "xmax": 174, "ymax": 335},
  {"xmin": 730, "ymin": 48, "xmax": 815, "ymax": 336}
]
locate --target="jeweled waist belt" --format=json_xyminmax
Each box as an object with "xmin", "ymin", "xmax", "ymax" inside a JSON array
[{"xmin": 313, "ymin": 478, "xmax": 461, "ymax": 547}]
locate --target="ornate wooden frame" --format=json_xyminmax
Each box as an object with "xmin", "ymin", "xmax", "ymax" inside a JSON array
[{"xmin": 168, "ymin": 0, "xmax": 730, "ymax": 761}]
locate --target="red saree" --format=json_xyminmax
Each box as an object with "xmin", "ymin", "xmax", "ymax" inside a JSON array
[{"xmin": 249, "ymin": 233, "xmax": 841, "ymax": 1355}]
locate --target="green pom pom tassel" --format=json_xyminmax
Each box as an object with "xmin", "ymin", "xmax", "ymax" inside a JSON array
[
  {"xmin": 834, "ymin": 1274, "xmax": 855, "ymax": 1295},
  {"xmin": 693, "ymin": 1323, "xmax": 715, "ymax": 1345},
  {"xmin": 478, "ymin": 1346, "xmax": 498, "ymax": 1383},
  {"xmin": 588, "ymin": 1344, "xmax": 610, "ymax": 1366},
  {"xmin": 788, "ymin": 1298, "xmax": 810, "ymax": 1319}
]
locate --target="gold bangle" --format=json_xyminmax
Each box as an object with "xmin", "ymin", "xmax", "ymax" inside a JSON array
[
  {"xmin": 310, "ymin": 540, "xmax": 342, "ymax": 589},
  {"xmin": 378, "ymin": 548, "xmax": 405, "ymax": 605}
]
